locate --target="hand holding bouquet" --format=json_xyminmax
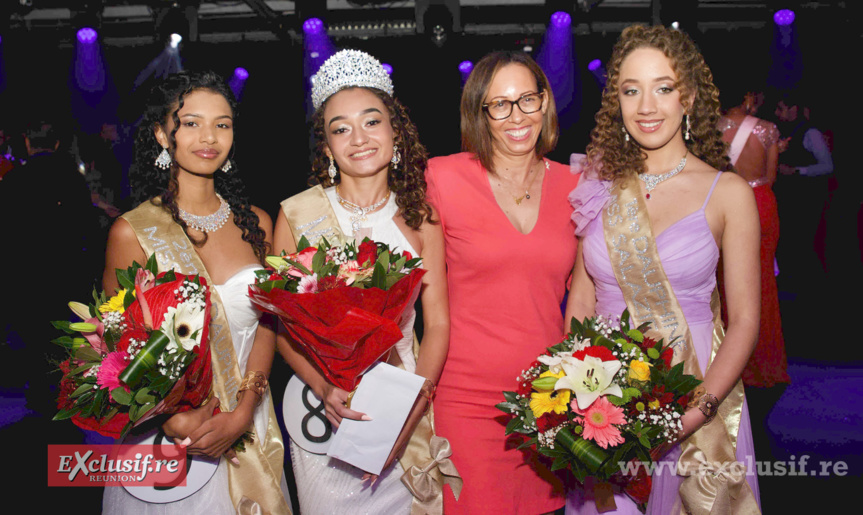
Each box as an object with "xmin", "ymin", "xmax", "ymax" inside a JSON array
[{"xmin": 496, "ymin": 310, "xmax": 701, "ymax": 511}]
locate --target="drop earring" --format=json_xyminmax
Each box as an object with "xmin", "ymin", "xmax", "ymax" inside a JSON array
[
  {"xmin": 390, "ymin": 145, "xmax": 401, "ymax": 169},
  {"xmin": 220, "ymin": 159, "xmax": 232, "ymax": 173},
  {"xmin": 622, "ymin": 126, "xmax": 630, "ymax": 143},
  {"xmin": 155, "ymin": 147, "xmax": 172, "ymax": 169},
  {"xmin": 684, "ymin": 114, "xmax": 692, "ymax": 141},
  {"xmin": 328, "ymin": 156, "xmax": 338, "ymax": 180}
]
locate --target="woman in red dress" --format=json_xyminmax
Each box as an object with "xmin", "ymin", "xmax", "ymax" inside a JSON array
[{"xmin": 427, "ymin": 51, "xmax": 580, "ymax": 514}]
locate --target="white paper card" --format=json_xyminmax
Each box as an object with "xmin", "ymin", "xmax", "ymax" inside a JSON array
[{"xmin": 326, "ymin": 361, "xmax": 424, "ymax": 474}]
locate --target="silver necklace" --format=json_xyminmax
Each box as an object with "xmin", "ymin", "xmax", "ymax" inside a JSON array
[
  {"xmin": 638, "ymin": 153, "xmax": 688, "ymax": 199},
  {"xmin": 335, "ymin": 185, "xmax": 391, "ymax": 235},
  {"xmin": 179, "ymin": 193, "xmax": 231, "ymax": 232}
]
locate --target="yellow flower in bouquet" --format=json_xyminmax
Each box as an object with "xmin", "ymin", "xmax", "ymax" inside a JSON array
[
  {"xmin": 99, "ymin": 289, "xmax": 131, "ymax": 314},
  {"xmin": 628, "ymin": 360, "xmax": 651, "ymax": 382},
  {"xmin": 529, "ymin": 370, "xmax": 569, "ymax": 417}
]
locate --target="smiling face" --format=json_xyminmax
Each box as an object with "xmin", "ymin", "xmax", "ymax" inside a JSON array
[
  {"xmin": 322, "ymin": 87, "xmax": 395, "ymax": 180},
  {"xmin": 618, "ymin": 47, "xmax": 687, "ymax": 152},
  {"xmin": 155, "ymin": 89, "xmax": 234, "ymax": 176},
  {"xmin": 484, "ymin": 63, "xmax": 548, "ymax": 161}
]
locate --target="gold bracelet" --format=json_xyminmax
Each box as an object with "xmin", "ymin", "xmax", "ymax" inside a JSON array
[
  {"xmin": 236, "ymin": 371, "xmax": 269, "ymax": 406},
  {"xmin": 420, "ymin": 379, "xmax": 436, "ymax": 402},
  {"xmin": 687, "ymin": 386, "xmax": 719, "ymax": 424}
]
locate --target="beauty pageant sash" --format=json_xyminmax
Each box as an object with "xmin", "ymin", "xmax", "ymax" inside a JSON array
[
  {"xmin": 281, "ymin": 187, "xmax": 461, "ymax": 515},
  {"xmin": 123, "ymin": 201, "xmax": 290, "ymax": 515},
  {"xmin": 601, "ymin": 174, "xmax": 759, "ymax": 515}
]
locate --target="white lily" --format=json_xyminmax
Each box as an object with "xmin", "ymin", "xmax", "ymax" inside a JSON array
[
  {"xmin": 537, "ymin": 352, "xmax": 573, "ymax": 374},
  {"xmin": 555, "ymin": 355, "xmax": 623, "ymax": 410},
  {"xmin": 160, "ymin": 302, "xmax": 206, "ymax": 352}
]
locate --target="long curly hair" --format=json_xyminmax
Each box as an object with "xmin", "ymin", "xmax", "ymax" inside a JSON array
[
  {"xmin": 309, "ymin": 87, "xmax": 433, "ymax": 230},
  {"xmin": 588, "ymin": 25, "xmax": 731, "ymax": 180},
  {"xmin": 129, "ymin": 70, "xmax": 270, "ymax": 263}
]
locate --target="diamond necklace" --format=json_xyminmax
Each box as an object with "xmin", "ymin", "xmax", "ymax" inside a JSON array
[
  {"xmin": 179, "ymin": 193, "xmax": 231, "ymax": 232},
  {"xmin": 335, "ymin": 185, "xmax": 391, "ymax": 235},
  {"xmin": 638, "ymin": 153, "xmax": 688, "ymax": 199}
]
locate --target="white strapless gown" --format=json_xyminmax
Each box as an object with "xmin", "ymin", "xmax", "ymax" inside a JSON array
[
  {"xmin": 103, "ymin": 266, "xmax": 289, "ymax": 514},
  {"xmin": 287, "ymin": 189, "xmax": 419, "ymax": 515}
]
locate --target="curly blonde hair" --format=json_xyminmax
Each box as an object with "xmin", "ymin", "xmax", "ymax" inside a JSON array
[{"xmin": 587, "ymin": 25, "xmax": 731, "ymax": 180}]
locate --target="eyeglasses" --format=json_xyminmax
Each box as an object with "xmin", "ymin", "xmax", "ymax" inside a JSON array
[{"xmin": 482, "ymin": 92, "xmax": 544, "ymax": 120}]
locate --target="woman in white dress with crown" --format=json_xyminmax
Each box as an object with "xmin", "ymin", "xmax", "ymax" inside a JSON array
[{"xmin": 273, "ymin": 50, "xmax": 455, "ymax": 514}]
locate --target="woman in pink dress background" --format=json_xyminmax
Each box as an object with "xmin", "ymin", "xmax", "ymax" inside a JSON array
[{"xmin": 427, "ymin": 51, "xmax": 580, "ymax": 514}]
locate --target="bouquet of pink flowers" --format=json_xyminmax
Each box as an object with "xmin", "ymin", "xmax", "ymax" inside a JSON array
[
  {"xmin": 248, "ymin": 237, "xmax": 425, "ymax": 392},
  {"xmin": 53, "ymin": 255, "xmax": 214, "ymax": 439},
  {"xmin": 496, "ymin": 310, "xmax": 701, "ymax": 511}
]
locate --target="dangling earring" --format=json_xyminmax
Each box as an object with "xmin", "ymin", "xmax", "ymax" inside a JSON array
[
  {"xmin": 390, "ymin": 145, "xmax": 401, "ymax": 169},
  {"xmin": 328, "ymin": 155, "xmax": 338, "ymax": 180},
  {"xmin": 622, "ymin": 126, "xmax": 630, "ymax": 143},
  {"xmin": 155, "ymin": 147, "xmax": 172, "ymax": 169},
  {"xmin": 220, "ymin": 159, "xmax": 232, "ymax": 173},
  {"xmin": 684, "ymin": 114, "xmax": 692, "ymax": 141}
]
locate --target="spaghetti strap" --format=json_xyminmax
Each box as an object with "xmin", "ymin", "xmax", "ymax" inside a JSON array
[{"xmin": 701, "ymin": 171, "xmax": 723, "ymax": 210}]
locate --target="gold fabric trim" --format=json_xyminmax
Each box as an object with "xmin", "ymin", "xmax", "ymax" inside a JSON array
[
  {"xmin": 601, "ymin": 176, "xmax": 758, "ymax": 515},
  {"xmin": 281, "ymin": 189, "xmax": 460, "ymax": 514},
  {"xmin": 123, "ymin": 201, "xmax": 291, "ymax": 515}
]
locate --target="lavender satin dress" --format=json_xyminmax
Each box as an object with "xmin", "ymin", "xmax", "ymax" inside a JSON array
[{"xmin": 565, "ymin": 171, "xmax": 760, "ymax": 514}]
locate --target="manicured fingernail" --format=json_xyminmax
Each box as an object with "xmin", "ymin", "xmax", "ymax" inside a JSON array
[
  {"xmin": 370, "ymin": 477, "xmax": 378, "ymax": 486},
  {"xmin": 179, "ymin": 437, "xmax": 191, "ymax": 447},
  {"xmin": 361, "ymin": 476, "xmax": 370, "ymax": 482},
  {"xmin": 361, "ymin": 415, "xmax": 373, "ymax": 421},
  {"xmin": 231, "ymin": 457, "xmax": 240, "ymax": 466}
]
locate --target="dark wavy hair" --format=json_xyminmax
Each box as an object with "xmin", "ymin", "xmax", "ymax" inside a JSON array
[
  {"xmin": 587, "ymin": 25, "xmax": 731, "ymax": 180},
  {"xmin": 129, "ymin": 70, "xmax": 270, "ymax": 263},
  {"xmin": 310, "ymin": 86, "xmax": 433, "ymax": 230},
  {"xmin": 460, "ymin": 51, "xmax": 558, "ymax": 174}
]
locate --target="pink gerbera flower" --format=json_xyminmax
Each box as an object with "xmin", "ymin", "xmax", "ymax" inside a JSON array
[
  {"xmin": 297, "ymin": 273, "xmax": 319, "ymax": 294},
  {"xmin": 97, "ymin": 351, "xmax": 131, "ymax": 393},
  {"xmin": 573, "ymin": 396, "xmax": 626, "ymax": 449}
]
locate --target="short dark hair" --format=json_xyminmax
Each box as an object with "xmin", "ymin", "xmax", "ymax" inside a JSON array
[{"xmin": 460, "ymin": 51, "xmax": 558, "ymax": 174}]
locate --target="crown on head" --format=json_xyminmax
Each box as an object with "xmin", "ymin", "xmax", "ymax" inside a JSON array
[{"xmin": 311, "ymin": 49, "xmax": 394, "ymax": 109}]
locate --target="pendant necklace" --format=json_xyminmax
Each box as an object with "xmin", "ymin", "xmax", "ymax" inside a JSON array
[
  {"xmin": 500, "ymin": 159, "xmax": 549, "ymax": 205},
  {"xmin": 179, "ymin": 193, "xmax": 231, "ymax": 232},
  {"xmin": 638, "ymin": 152, "xmax": 688, "ymax": 199},
  {"xmin": 335, "ymin": 185, "xmax": 391, "ymax": 235}
]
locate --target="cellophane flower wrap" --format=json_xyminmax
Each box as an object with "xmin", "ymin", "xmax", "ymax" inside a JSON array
[
  {"xmin": 53, "ymin": 254, "xmax": 212, "ymax": 439},
  {"xmin": 248, "ymin": 236, "xmax": 425, "ymax": 392},
  {"xmin": 495, "ymin": 310, "xmax": 701, "ymax": 510}
]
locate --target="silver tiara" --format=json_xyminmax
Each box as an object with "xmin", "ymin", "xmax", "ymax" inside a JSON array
[{"xmin": 310, "ymin": 49, "xmax": 394, "ymax": 109}]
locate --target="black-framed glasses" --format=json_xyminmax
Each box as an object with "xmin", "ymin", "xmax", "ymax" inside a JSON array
[{"xmin": 482, "ymin": 92, "xmax": 544, "ymax": 120}]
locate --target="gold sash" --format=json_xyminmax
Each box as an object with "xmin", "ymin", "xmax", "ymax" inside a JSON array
[
  {"xmin": 123, "ymin": 201, "xmax": 291, "ymax": 515},
  {"xmin": 601, "ymin": 174, "xmax": 759, "ymax": 515},
  {"xmin": 280, "ymin": 187, "xmax": 461, "ymax": 515}
]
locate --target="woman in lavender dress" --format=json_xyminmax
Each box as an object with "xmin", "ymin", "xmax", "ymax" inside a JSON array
[{"xmin": 565, "ymin": 26, "xmax": 761, "ymax": 513}]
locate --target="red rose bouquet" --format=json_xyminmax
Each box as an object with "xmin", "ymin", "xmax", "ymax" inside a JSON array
[
  {"xmin": 248, "ymin": 237, "xmax": 425, "ymax": 392},
  {"xmin": 496, "ymin": 310, "xmax": 701, "ymax": 511},
  {"xmin": 53, "ymin": 255, "xmax": 213, "ymax": 439}
]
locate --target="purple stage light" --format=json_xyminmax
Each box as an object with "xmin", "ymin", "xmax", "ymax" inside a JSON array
[
  {"xmin": 588, "ymin": 59, "xmax": 601, "ymax": 71},
  {"xmin": 382, "ymin": 63, "xmax": 393, "ymax": 75},
  {"xmin": 77, "ymin": 27, "xmax": 97, "ymax": 44},
  {"xmin": 774, "ymin": 9, "xmax": 795, "ymax": 26},
  {"xmin": 458, "ymin": 61, "xmax": 473, "ymax": 74},
  {"xmin": 234, "ymin": 67, "xmax": 249, "ymax": 80},
  {"xmin": 303, "ymin": 18, "xmax": 324, "ymax": 35},
  {"xmin": 550, "ymin": 11, "xmax": 571, "ymax": 28}
]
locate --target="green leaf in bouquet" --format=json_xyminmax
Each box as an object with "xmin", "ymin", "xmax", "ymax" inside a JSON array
[
  {"xmin": 626, "ymin": 328, "xmax": 644, "ymax": 342},
  {"xmin": 371, "ymin": 262, "xmax": 387, "ymax": 290},
  {"xmin": 606, "ymin": 395, "xmax": 626, "ymax": 407},
  {"xmin": 312, "ymin": 247, "xmax": 327, "ymax": 272},
  {"xmin": 556, "ymin": 427, "xmax": 608, "ymax": 474},
  {"xmin": 51, "ymin": 320, "xmax": 75, "ymax": 334},
  {"xmin": 70, "ymin": 362, "xmax": 100, "ymax": 376},
  {"xmin": 129, "ymin": 403, "xmax": 140, "ymax": 422},
  {"xmin": 385, "ymin": 273, "xmax": 404, "ymax": 289},
  {"xmin": 392, "ymin": 256, "xmax": 406, "ymax": 272},
  {"xmin": 638, "ymin": 435, "xmax": 651, "ymax": 448},
  {"xmin": 516, "ymin": 437, "xmax": 537, "ymax": 450},
  {"xmin": 134, "ymin": 402, "xmax": 157, "ymax": 422},
  {"xmin": 52, "ymin": 335, "xmax": 78, "ymax": 349},
  {"xmin": 155, "ymin": 270, "xmax": 177, "ymax": 286},
  {"xmin": 111, "ymin": 387, "xmax": 133, "ymax": 406},
  {"xmin": 145, "ymin": 253, "xmax": 158, "ymax": 275},
  {"xmin": 504, "ymin": 415, "xmax": 524, "ymax": 435},
  {"xmin": 74, "ymin": 346, "xmax": 101, "ymax": 363},
  {"xmin": 404, "ymin": 257, "xmax": 422, "ymax": 269},
  {"xmin": 53, "ymin": 405, "xmax": 83, "ymax": 421},
  {"xmin": 550, "ymin": 456, "xmax": 570, "ymax": 471},
  {"xmin": 70, "ymin": 383, "xmax": 95, "ymax": 399},
  {"xmin": 134, "ymin": 388, "xmax": 156, "ymax": 405},
  {"xmin": 117, "ymin": 269, "xmax": 135, "ymax": 291},
  {"xmin": 495, "ymin": 401, "xmax": 522, "ymax": 414},
  {"xmin": 620, "ymin": 309, "xmax": 631, "ymax": 330},
  {"xmin": 298, "ymin": 235, "xmax": 312, "ymax": 252},
  {"xmin": 377, "ymin": 249, "xmax": 390, "ymax": 271},
  {"xmin": 569, "ymin": 316, "xmax": 586, "ymax": 336},
  {"xmin": 502, "ymin": 390, "xmax": 521, "ymax": 404},
  {"xmin": 119, "ymin": 331, "xmax": 171, "ymax": 388},
  {"xmin": 102, "ymin": 406, "xmax": 119, "ymax": 424}
]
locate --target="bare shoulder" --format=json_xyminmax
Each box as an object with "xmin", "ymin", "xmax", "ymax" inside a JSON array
[
  {"xmin": 251, "ymin": 205, "xmax": 273, "ymax": 232},
  {"xmin": 107, "ymin": 216, "xmax": 140, "ymax": 248}
]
